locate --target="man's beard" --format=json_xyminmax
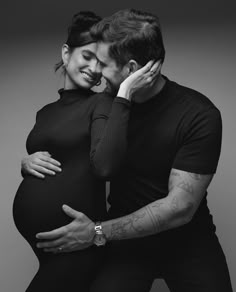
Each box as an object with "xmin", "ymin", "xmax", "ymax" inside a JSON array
[{"xmin": 104, "ymin": 80, "xmax": 119, "ymax": 96}]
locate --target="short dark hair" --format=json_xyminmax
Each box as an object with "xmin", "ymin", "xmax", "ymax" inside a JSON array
[
  {"xmin": 55, "ymin": 11, "xmax": 101, "ymax": 71},
  {"xmin": 91, "ymin": 9, "xmax": 165, "ymax": 67}
]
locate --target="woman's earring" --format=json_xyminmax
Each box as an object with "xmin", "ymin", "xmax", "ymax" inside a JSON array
[{"xmin": 96, "ymin": 80, "xmax": 101, "ymax": 86}]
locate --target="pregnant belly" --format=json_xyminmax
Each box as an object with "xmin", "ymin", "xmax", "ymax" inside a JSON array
[{"xmin": 13, "ymin": 174, "xmax": 104, "ymax": 245}]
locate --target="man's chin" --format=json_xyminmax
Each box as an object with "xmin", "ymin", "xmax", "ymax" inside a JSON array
[{"xmin": 104, "ymin": 85, "xmax": 118, "ymax": 96}]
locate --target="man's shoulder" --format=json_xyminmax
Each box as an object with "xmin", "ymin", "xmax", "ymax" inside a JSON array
[{"xmin": 167, "ymin": 78, "xmax": 219, "ymax": 113}]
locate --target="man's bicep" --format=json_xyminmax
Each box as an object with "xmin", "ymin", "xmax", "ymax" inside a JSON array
[{"xmin": 168, "ymin": 168, "xmax": 214, "ymax": 217}]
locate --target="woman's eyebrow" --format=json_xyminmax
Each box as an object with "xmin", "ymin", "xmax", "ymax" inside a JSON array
[{"xmin": 82, "ymin": 49, "xmax": 95, "ymax": 55}]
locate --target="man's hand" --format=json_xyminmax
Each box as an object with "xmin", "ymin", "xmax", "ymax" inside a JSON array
[
  {"xmin": 118, "ymin": 60, "xmax": 162, "ymax": 101},
  {"xmin": 36, "ymin": 205, "xmax": 95, "ymax": 253},
  {"xmin": 21, "ymin": 151, "xmax": 62, "ymax": 179}
]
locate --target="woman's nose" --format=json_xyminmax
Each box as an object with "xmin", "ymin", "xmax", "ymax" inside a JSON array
[{"xmin": 90, "ymin": 60, "xmax": 102, "ymax": 74}]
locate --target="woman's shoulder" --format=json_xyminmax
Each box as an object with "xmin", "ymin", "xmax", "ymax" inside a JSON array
[
  {"xmin": 39, "ymin": 101, "xmax": 57, "ymax": 111},
  {"xmin": 35, "ymin": 100, "xmax": 59, "ymax": 118}
]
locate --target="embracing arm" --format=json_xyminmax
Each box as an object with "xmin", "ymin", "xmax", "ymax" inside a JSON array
[
  {"xmin": 89, "ymin": 95, "xmax": 131, "ymax": 178},
  {"xmin": 90, "ymin": 61, "xmax": 160, "ymax": 178},
  {"xmin": 102, "ymin": 106, "xmax": 221, "ymax": 240},
  {"xmin": 102, "ymin": 168, "xmax": 213, "ymax": 240},
  {"xmin": 36, "ymin": 168, "xmax": 213, "ymax": 252}
]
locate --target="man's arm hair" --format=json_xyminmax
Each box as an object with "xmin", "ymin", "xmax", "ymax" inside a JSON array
[{"xmin": 102, "ymin": 168, "xmax": 213, "ymax": 240}]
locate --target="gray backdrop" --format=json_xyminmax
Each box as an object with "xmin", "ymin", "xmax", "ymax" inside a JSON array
[{"xmin": 0, "ymin": 0, "xmax": 235, "ymax": 291}]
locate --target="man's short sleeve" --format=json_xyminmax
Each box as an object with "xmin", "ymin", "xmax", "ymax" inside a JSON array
[{"xmin": 172, "ymin": 108, "xmax": 222, "ymax": 174}]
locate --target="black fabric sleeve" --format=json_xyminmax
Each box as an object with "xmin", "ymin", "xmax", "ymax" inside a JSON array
[
  {"xmin": 90, "ymin": 94, "xmax": 131, "ymax": 179},
  {"xmin": 21, "ymin": 169, "xmax": 26, "ymax": 178},
  {"xmin": 21, "ymin": 110, "xmax": 41, "ymax": 177},
  {"xmin": 173, "ymin": 107, "xmax": 222, "ymax": 174}
]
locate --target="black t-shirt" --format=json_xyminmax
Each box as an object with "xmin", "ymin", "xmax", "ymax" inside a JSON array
[{"xmin": 108, "ymin": 77, "xmax": 222, "ymax": 233}]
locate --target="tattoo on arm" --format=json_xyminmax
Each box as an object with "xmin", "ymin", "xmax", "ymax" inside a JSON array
[
  {"xmin": 169, "ymin": 169, "xmax": 195, "ymax": 195},
  {"xmin": 170, "ymin": 196, "xmax": 179, "ymax": 213},
  {"xmin": 168, "ymin": 169, "xmax": 180, "ymax": 190},
  {"xmin": 177, "ymin": 181, "xmax": 194, "ymax": 194},
  {"xmin": 145, "ymin": 202, "xmax": 167, "ymax": 233},
  {"xmin": 110, "ymin": 212, "xmax": 146, "ymax": 240},
  {"xmin": 109, "ymin": 170, "xmax": 213, "ymax": 240},
  {"xmin": 145, "ymin": 206, "xmax": 160, "ymax": 233},
  {"xmin": 188, "ymin": 173, "xmax": 202, "ymax": 180},
  {"xmin": 171, "ymin": 170, "xmax": 181, "ymax": 177}
]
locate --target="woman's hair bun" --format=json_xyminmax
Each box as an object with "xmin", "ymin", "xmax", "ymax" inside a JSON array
[{"xmin": 68, "ymin": 11, "xmax": 101, "ymax": 35}]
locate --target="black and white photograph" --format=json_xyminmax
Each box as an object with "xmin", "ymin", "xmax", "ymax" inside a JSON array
[{"xmin": 1, "ymin": 0, "xmax": 235, "ymax": 291}]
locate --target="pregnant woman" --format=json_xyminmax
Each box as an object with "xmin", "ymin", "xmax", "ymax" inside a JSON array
[
  {"xmin": 13, "ymin": 10, "xmax": 159, "ymax": 292},
  {"xmin": 12, "ymin": 11, "xmax": 110, "ymax": 292}
]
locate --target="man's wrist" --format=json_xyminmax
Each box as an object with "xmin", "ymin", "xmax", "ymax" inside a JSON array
[{"xmin": 93, "ymin": 222, "xmax": 107, "ymax": 246}]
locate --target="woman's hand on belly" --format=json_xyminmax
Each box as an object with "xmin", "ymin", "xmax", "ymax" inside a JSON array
[
  {"xmin": 21, "ymin": 151, "xmax": 62, "ymax": 178},
  {"xmin": 36, "ymin": 205, "xmax": 95, "ymax": 253}
]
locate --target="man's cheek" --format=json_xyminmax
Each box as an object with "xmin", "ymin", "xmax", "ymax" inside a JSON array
[{"xmin": 104, "ymin": 81, "xmax": 112, "ymax": 93}]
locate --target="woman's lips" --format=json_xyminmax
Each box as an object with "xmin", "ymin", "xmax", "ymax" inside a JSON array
[{"xmin": 80, "ymin": 71, "xmax": 97, "ymax": 83}]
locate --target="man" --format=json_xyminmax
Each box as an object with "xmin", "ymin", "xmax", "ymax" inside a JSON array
[{"xmin": 36, "ymin": 9, "xmax": 232, "ymax": 291}]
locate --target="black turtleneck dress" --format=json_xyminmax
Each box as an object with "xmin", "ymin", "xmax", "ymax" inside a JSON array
[{"xmin": 12, "ymin": 88, "xmax": 131, "ymax": 292}]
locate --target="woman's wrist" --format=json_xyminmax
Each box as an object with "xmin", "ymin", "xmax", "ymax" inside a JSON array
[{"xmin": 117, "ymin": 84, "xmax": 132, "ymax": 101}]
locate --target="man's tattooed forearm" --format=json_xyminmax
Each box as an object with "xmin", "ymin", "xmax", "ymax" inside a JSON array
[
  {"xmin": 145, "ymin": 206, "xmax": 159, "ymax": 232},
  {"xmin": 151, "ymin": 201, "xmax": 165, "ymax": 209},
  {"xmin": 146, "ymin": 204, "xmax": 167, "ymax": 233},
  {"xmin": 110, "ymin": 212, "xmax": 146, "ymax": 240}
]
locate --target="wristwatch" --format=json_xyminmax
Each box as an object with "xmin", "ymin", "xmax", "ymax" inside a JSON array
[{"xmin": 93, "ymin": 222, "xmax": 107, "ymax": 246}]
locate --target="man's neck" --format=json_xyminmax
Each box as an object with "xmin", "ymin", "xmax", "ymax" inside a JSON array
[{"xmin": 132, "ymin": 75, "xmax": 166, "ymax": 103}]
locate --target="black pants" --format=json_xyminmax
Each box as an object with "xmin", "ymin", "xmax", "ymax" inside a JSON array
[
  {"xmin": 91, "ymin": 232, "xmax": 232, "ymax": 292},
  {"xmin": 26, "ymin": 246, "xmax": 104, "ymax": 292}
]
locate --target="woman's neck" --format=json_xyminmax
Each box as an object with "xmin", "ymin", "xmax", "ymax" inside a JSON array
[{"xmin": 64, "ymin": 75, "xmax": 77, "ymax": 90}]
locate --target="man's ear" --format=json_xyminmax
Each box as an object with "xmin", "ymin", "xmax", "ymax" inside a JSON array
[
  {"xmin": 126, "ymin": 59, "xmax": 140, "ymax": 75},
  {"xmin": 61, "ymin": 44, "xmax": 70, "ymax": 66}
]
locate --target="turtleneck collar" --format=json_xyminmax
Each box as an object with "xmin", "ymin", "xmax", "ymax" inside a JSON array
[{"xmin": 58, "ymin": 87, "xmax": 94, "ymax": 104}]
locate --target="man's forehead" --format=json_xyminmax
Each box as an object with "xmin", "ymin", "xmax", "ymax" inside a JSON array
[{"xmin": 96, "ymin": 42, "xmax": 111, "ymax": 61}]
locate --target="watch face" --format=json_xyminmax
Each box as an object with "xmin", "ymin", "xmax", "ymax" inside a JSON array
[{"xmin": 94, "ymin": 234, "xmax": 106, "ymax": 246}]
